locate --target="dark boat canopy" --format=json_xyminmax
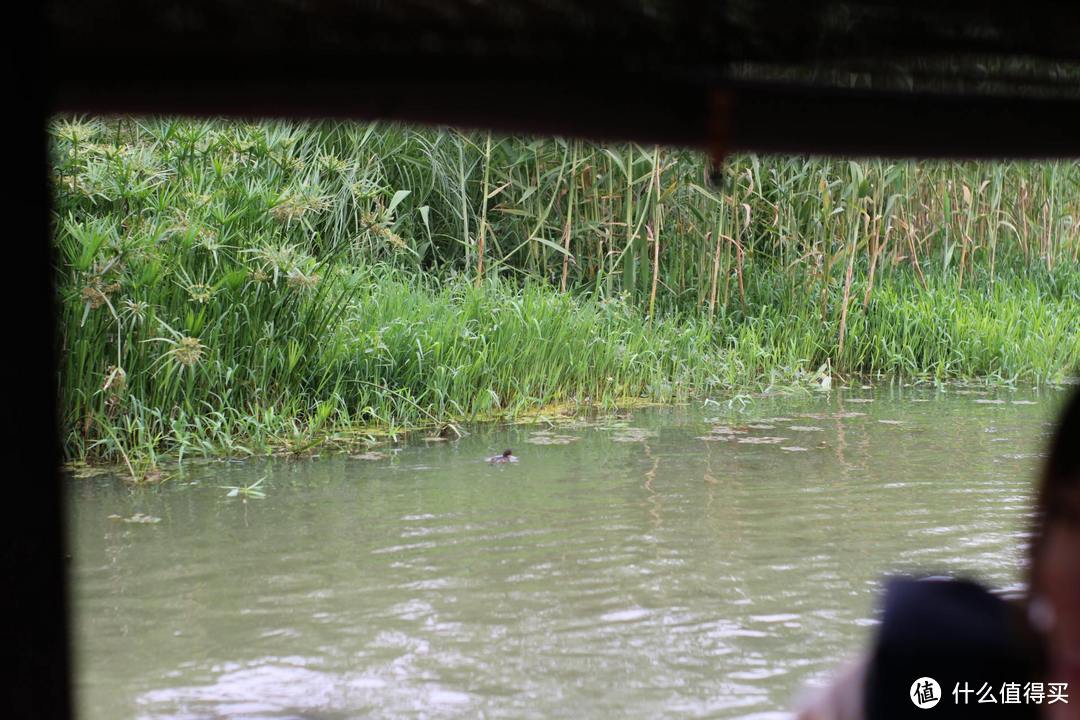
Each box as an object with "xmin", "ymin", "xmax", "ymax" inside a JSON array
[{"xmin": 47, "ymin": 1, "xmax": 1080, "ymax": 157}]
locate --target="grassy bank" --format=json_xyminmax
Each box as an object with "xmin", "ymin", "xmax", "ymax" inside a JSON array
[{"xmin": 50, "ymin": 118, "xmax": 1080, "ymax": 471}]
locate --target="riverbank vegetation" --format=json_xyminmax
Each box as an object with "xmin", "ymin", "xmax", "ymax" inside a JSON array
[{"xmin": 51, "ymin": 117, "xmax": 1080, "ymax": 470}]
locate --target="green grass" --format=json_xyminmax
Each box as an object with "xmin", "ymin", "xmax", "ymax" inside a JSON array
[{"xmin": 50, "ymin": 117, "xmax": 1080, "ymax": 471}]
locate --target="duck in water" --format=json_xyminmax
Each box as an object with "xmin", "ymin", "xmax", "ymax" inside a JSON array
[{"xmin": 487, "ymin": 449, "xmax": 518, "ymax": 464}]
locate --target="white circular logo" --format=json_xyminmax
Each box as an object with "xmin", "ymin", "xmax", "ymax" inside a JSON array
[{"xmin": 911, "ymin": 677, "xmax": 941, "ymax": 709}]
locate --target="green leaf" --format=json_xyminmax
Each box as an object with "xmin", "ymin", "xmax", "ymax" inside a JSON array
[
  {"xmin": 602, "ymin": 149, "xmax": 628, "ymax": 178},
  {"xmin": 387, "ymin": 189, "xmax": 411, "ymax": 218},
  {"xmin": 529, "ymin": 234, "xmax": 575, "ymax": 257},
  {"xmin": 419, "ymin": 205, "xmax": 431, "ymax": 236},
  {"xmin": 688, "ymin": 183, "xmax": 724, "ymax": 205},
  {"xmin": 218, "ymin": 269, "xmax": 249, "ymax": 292}
]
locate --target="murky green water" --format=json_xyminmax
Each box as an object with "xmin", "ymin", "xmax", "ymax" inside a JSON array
[{"xmin": 69, "ymin": 386, "xmax": 1066, "ymax": 719}]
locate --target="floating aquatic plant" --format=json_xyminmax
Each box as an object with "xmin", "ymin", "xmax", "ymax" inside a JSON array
[
  {"xmin": 350, "ymin": 451, "xmax": 388, "ymax": 460},
  {"xmin": 222, "ymin": 475, "xmax": 267, "ymax": 499},
  {"xmin": 525, "ymin": 434, "xmax": 579, "ymax": 445},
  {"xmin": 611, "ymin": 428, "xmax": 658, "ymax": 442}
]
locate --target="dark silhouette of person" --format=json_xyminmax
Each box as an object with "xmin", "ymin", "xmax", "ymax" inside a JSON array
[{"xmin": 798, "ymin": 385, "xmax": 1080, "ymax": 719}]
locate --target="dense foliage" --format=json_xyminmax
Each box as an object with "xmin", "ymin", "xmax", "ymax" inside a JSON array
[{"xmin": 50, "ymin": 117, "xmax": 1080, "ymax": 469}]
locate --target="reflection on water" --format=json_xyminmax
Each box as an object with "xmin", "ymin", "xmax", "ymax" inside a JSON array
[{"xmin": 69, "ymin": 386, "xmax": 1064, "ymax": 719}]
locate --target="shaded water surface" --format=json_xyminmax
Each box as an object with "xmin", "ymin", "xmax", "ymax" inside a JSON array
[{"xmin": 69, "ymin": 387, "xmax": 1066, "ymax": 719}]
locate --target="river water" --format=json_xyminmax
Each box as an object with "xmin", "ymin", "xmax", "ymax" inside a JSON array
[{"xmin": 68, "ymin": 386, "xmax": 1066, "ymax": 719}]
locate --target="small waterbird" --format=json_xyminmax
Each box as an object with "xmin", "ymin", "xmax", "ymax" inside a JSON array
[{"xmin": 488, "ymin": 449, "xmax": 518, "ymax": 464}]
